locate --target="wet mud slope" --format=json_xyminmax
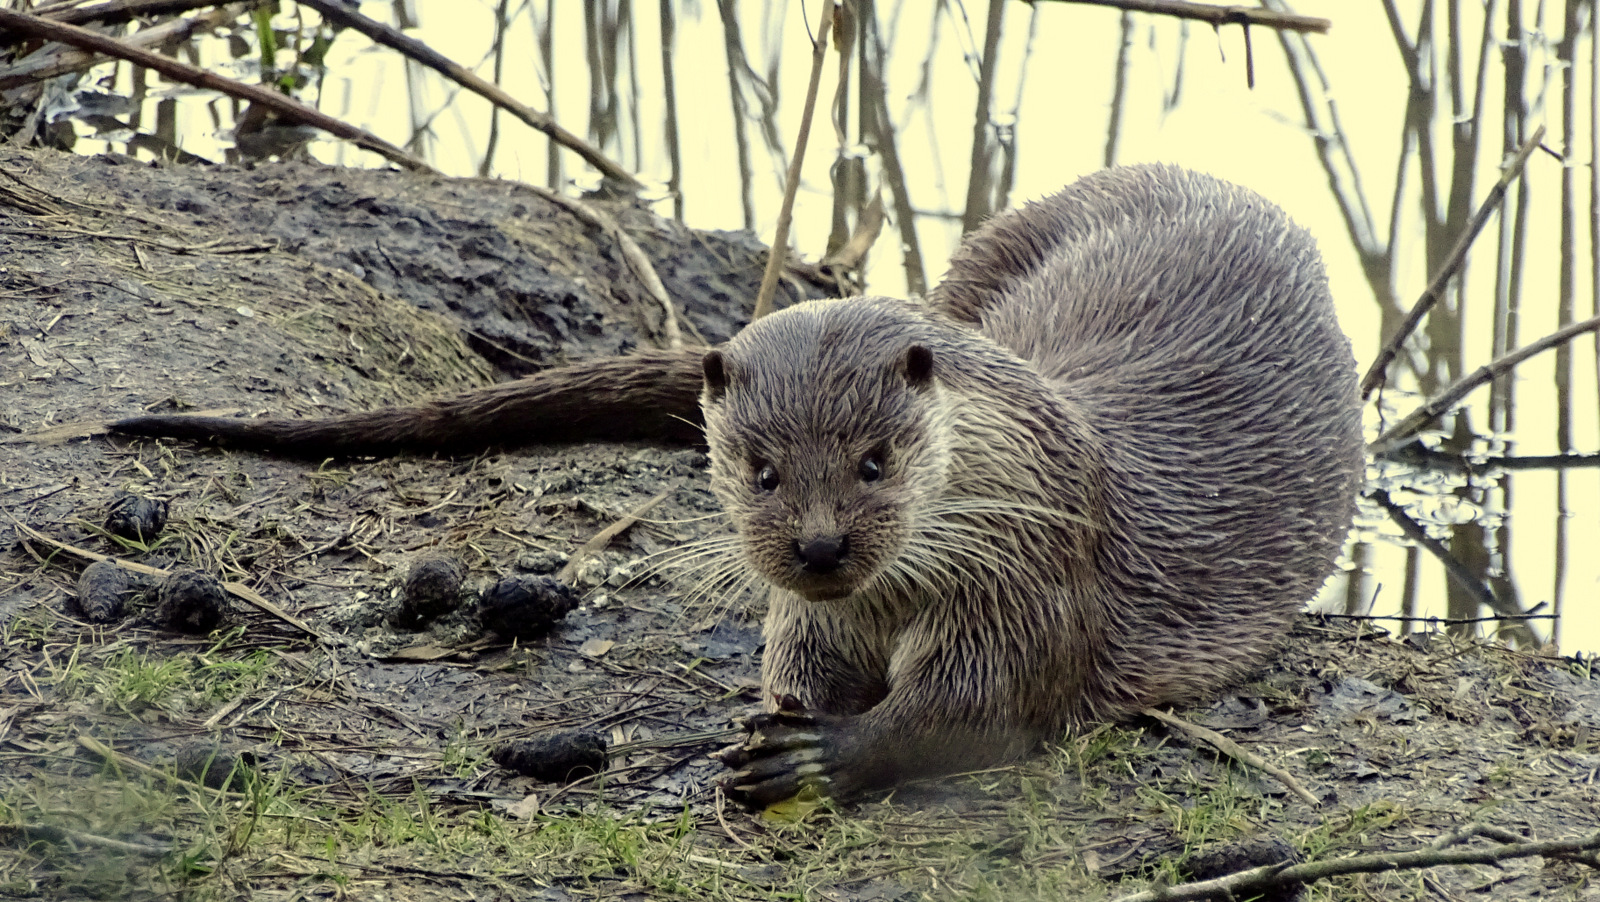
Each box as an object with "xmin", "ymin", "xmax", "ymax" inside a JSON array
[{"xmin": 0, "ymin": 146, "xmax": 1596, "ymax": 901}]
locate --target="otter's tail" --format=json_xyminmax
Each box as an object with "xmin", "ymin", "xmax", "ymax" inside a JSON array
[{"xmin": 109, "ymin": 347, "xmax": 707, "ymax": 457}]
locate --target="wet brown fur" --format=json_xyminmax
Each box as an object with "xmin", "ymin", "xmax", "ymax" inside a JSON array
[{"xmin": 111, "ymin": 165, "xmax": 1364, "ymax": 801}]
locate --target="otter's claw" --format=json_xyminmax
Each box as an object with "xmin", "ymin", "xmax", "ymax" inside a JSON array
[{"xmin": 717, "ymin": 702, "xmax": 844, "ymax": 808}]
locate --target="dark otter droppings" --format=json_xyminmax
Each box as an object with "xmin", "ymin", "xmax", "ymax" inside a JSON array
[
  {"xmin": 478, "ymin": 575, "xmax": 579, "ymax": 641},
  {"xmin": 75, "ymin": 560, "xmax": 131, "ymax": 623},
  {"xmin": 173, "ymin": 744, "xmax": 259, "ymax": 791},
  {"xmin": 394, "ymin": 552, "xmax": 466, "ymax": 629},
  {"xmin": 1183, "ymin": 835, "xmax": 1305, "ymax": 902},
  {"xmin": 492, "ymin": 730, "xmax": 609, "ymax": 783},
  {"xmin": 155, "ymin": 569, "xmax": 230, "ymax": 633},
  {"xmin": 105, "ymin": 491, "xmax": 168, "ymax": 543}
]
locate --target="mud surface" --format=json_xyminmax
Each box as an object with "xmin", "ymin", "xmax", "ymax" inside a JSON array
[{"xmin": 0, "ymin": 146, "xmax": 1596, "ymax": 900}]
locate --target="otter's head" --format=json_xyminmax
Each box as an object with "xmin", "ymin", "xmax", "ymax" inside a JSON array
[{"xmin": 700, "ymin": 299, "xmax": 954, "ymax": 603}]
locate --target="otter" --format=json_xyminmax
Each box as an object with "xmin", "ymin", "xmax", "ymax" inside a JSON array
[{"xmin": 111, "ymin": 165, "xmax": 1364, "ymax": 806}]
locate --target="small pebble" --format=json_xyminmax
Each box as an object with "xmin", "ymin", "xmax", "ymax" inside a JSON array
[
  {"xmin": 75, "ymin": 560, "xmax": 130, "ymax": 623},
  {"xmin": 478, "ymin": 575, "xmax": 579, "ymax": 641},
  {"xmin": 492, "ymin": 730, "xmax": 608, "ymax": 783},
  {"xmin": 155, "ymin": 569, "xmax": 230, "ymax": 633},
  {"xmin": 104, "ymin": 491, "xmax": 168, "ymax": 543}
]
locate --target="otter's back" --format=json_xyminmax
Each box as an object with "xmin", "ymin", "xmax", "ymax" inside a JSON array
[{"xmin": 935, "ymin": 165, "xmax": 1364, "ymax": 711}]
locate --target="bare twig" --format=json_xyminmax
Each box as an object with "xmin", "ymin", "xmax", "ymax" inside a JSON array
[
  {"xmin": 1363, "ymin": 489, "xmax": 1526, "ymax": 626},
  {"xmin": 659, "ymin": 0, "xmax": 684, "ymax": 221},
  {"xmin": 294, "ymin": 0, "xmax": 637, "ymax": 188},
  {"xmin": 752, "ymin": 0, "xmax": 837, "ymax": 321},
  {"xmin": 996, "ymin": 2, "xmax": 1042, "ymax": 212},
  {"xmin": 1321, "ymin": 612, "xmax": 1554, "ymax": 624},
  {"xmin": 959, "ymin": 0, "xmax": 1005, "ymax": 233},
  {"xmin": 1491, "ymin": 0, "xmax": 1533, "ymax": 432},
  {"xmin": 1270, "ymin": 1, "xmax": 1404, "ymax": 334},
  {"xmin": 1377, "ymin": 444, "xmax": 1600, "ymax": 473},
  {"xmin": 1372, "ymin": 312, "xmax": 1600, "ymax": 450},
  {"xmin": 0, "ymin": 3, "xmax": 248, "ymax": 93},
  {"xmin": 35, "ymin": 0, "xmax": 222, "ymax": 25},
  {"xmin": 478, "ymin": 0, "xmax": 513, "ymax": 177},
  {"xmin": 1036, "ymin": 0, "xmax": 1329, "ymax": 33},
  {"xmin": 1104, "ymin": 11, "xmax": 1134, "ymax": 168},
  {"xmin": 715, "ymin": 0, "xmax": 757, "ymax": 230},
  {"xmin": 535, "ymin": 0, "xmax": 561, "ymax": 188},
  {"xmin": 1592, "ymin": 0, "xmax": 1600, "ymax": 441},
  {"xmin": 521, "ymin": 186, "xmax": 684, "ymax": 349},
  {"xmin": 1360, "ymin": 126, "xmax": 1544, "ymax": 398},
  {"xmin": 556, "ymin": 488, "xmax": 673, "ymax": 586},
  {"xmin": 1141, "ymin": 707, "xmax": 1319, "ymax": 807},
  {"xmin": 0, "ymin": 8, "xmax": 432, "ymax": 172},
  {"xmin": 861, "ymin": 0, "xmax": 926, "ymax": 295},
  {"xmin": 1110, "ymin": 827, "xmax": 1600, "ymax": 902}
]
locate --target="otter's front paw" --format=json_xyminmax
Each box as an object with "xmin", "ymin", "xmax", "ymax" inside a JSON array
[{"xmin": 715, "ymin": 696, "xmax": 850, "ymax": 808}]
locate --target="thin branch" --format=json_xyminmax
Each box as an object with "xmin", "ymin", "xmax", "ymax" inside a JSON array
[
  {"xmin": 1104, "ymin": 11, "xmax": 1134, "ymax": 168},
  {"xmin": 715, "ymin": 0, "xmax": 757, "ymax": 230},
  {"xmin": 479, "ymin": 0, "xmax": 513, "ymax": 177},
  {"xmin": 1320, "ymin": 612, "xmax": 1555, "ymax": 624},
  {"xmin": 1269, "ymin": 2, "xmax": 1399, "ymax": 329},
  {"xmin": 1110, "ymin": 828, "xmax": 1600, "ymax": 902},
  {"xmin": 1036, "ymin": 0, "xmax": 1329, "ymax": 33},
  {"xmin": 659, "ymin": 0, "xmax": 683, "ymax": 220},
  {"xmin": 0, "ymin": 3, "xmax": 249, "ymax": 94},
  {"xmin": 1364, "ymin": 489, "xmax": 1524, "ymax": 622},
  {"xmin": 1141, "ymin": 707, "xmax": 1319, "ymax": 807},
  {"xmin": 1377, "ymin": 445, "xmax": 1600, "ymax": 473},
  {"xmin": 996, "ymin": 1, "xmax": 1042, "ymax": 212},
  {"xmin": 1360, "ymin": 125, "xmax": 1544, "ymax": 398},
  {"xmin": 862, "ymin": 0, "xmax": 927, "ymax": 296},
  {"xmin": 0, "ymin": 7, "xmax": 433, "ymax": 172},
  {"xmin": 537, "ymin": 0, "xmax": 560, "ymax": 189},
  {"xmin": 752, "ymin": 0, "xmax": 836, "ymax": 320},
  {"xmin": 35, "ymin": 0, "xmax": 222, "ymax": 26},
  {"xmin": 1491, "ymin": 0, "xmax": 1532, "ymax": 433},
  {"xmin": 1373, "ymin": 312, "xmax": 1600, "ymax": 450},
  {"xmin": 1592, "ymin": 0, "xmax": 1600, "ymax": 440},
  {"xmin": 624, "ymin": 0, "xmax": 642, "ymax": 172},
  {"xmin": 296, "ymin": 0, "xmax": 638, "ymax": 187},
  {"xmin": 959, "ymin": 0, "xmax": 1005, "ymax": 233}
]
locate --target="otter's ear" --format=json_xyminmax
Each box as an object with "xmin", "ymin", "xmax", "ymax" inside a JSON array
[
  {"xmin": 901, "ymin": 344, "xmax": 935, "ymax": 389},
  {"xmin": 703, "ymin": 350, "xmax": 729, "ymax": 401}
]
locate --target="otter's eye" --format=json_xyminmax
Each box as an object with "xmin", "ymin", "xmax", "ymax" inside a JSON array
[
  {"xmin": 754, "ymin": 463, "xmax": 780, "ymax": 493},
  {"xmin": 859, "ymin": 452, "xmax": 884, "ymax": 483}
]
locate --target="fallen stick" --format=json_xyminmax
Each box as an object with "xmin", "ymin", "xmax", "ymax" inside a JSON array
[
  {"xmin": 1141, "ymin": 706, "xmax": 1319, "ymax": 807},
  {"xmin": 1109, "ymin": 826, "xmax": 1600, "ymax": 902}
]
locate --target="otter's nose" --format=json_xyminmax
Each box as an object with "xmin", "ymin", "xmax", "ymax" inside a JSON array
[{"xmin": 795, "ymin": 536, "xmax": 849, "ymax": 574}]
